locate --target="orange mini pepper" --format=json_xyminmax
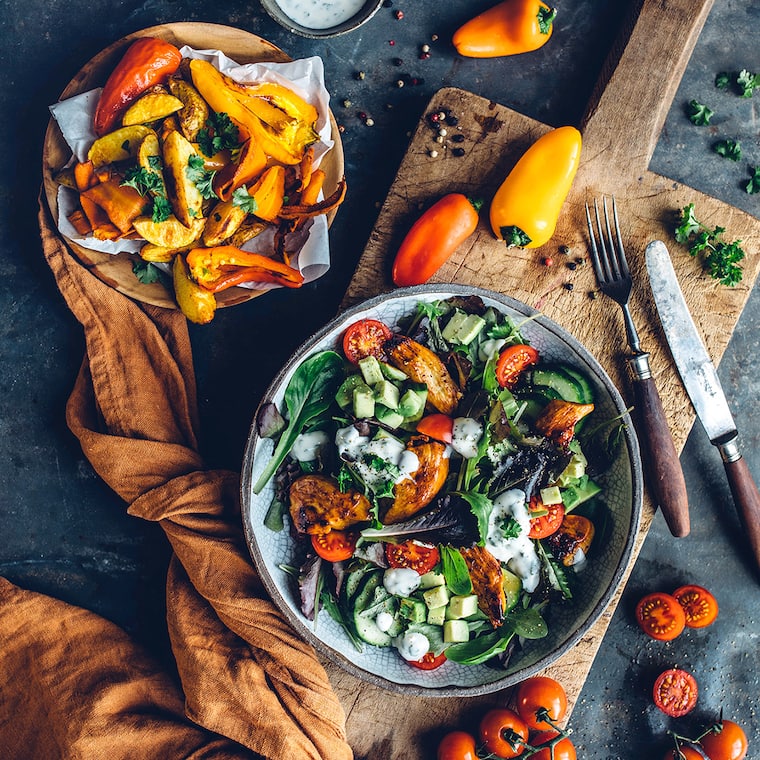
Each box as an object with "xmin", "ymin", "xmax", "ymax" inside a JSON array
[
  {"xmin": 453, "ymin": 0, "xmax": 557, "ymax": 58},
  {"xmin": 94, "ymin": 37, "xmax": 182, "ymax": 136}
]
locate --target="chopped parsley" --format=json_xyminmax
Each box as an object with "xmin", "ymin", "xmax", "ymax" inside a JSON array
[
  {"xmin": 151, "ymin": 195, "xmax": 172, "ymax": 223},
  {"xmin": 232, "ymin": 185, "xmax": 258, "ymax": 214},
  {"xmin": 713, "ymin": 139, "xmax": 742, "ymax": 161},
  {"xmin": 715, "ymin": 71, "xmax": 731, "ymax": 90},
  {"xmin": 499, "ymin": 516, "xmax": 522, "ymax": 540},
  {"xmin": 132, "ymin": 260, "xmax": 167, "ymax": 285},
  {"xmin": 736, "ymin": 69, "xmax": 760, "ymax": 98},
  {"xmin": 746, "ymin": 166, "xmax": 760, "ymax": 195},
  {"xmin": 675, "ymin": 203, "xmax": 745, "ymax": 287},
  {"xmin": 687, "ymin": 99, "xmax": 714, "ymax": 126},
  {"xmin": 121, "ymin": 165, "xmax": 171, "ymax": 223},
  {"xmin": 197, "ymin": 111, "xmax": 240, "ymax": 157},
  {"xmin": 185, "ymin": 154, "xmax": 217, "ymax": 199}
]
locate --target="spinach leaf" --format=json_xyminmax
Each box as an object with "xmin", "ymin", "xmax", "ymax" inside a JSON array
[
  {"xmin": 444, "ymin": 629, "xmax": 514, "ymax": 665},
  {"xmin": 509, "ymin": 606, "xmax": 549, "ymax": 639},
  {"xmin": 440, "ymin": 545, "xmax": 473, "ymax": 596},
  {"xmin": 456, "ymin": 490, "xmax": 493, "ymax": 545},
  {"xmin": 252, "ymin": 350, "xmax": 345, "ymax": 493}
]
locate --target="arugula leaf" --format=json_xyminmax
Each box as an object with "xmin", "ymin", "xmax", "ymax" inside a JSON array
[
  {"xmin": 715, "ymin": 71, "xmax": 731, "ymax": 90},
  {"xmin": 232, "ymin": 186, "xmax": 258, "ymax": 213},
  {"xmin": 456, "ymin": 490, "xmax": 493, "ymax": 545},
  {"xmin": 132, "ymin": 260, "xmax": 165, "ymax": 285},
  {"xmin": 746, "ymin": 166, "xmax": 760, "ymax": 195},
  {"xmin": 713, "ymin": 139, "xmax": 742, "ymax": 161},
  {"xmin": 197, "ymin": 111, "xmax": 240, "ymax": 156},
  {"xmin": 737, "ymin": 69, "xmax": 759, "ymax": 98},
  {"xmin": 252, "ymin": 350, "xmax": 345, "ymax": 493},
  {"xmin": 185, "ymin": 154, "xmax": 218, "ymax": 199},
  {"xmin": 687, "ymin": 99, "xmax": 714, "ymax": 126},
  {"xmin": 439, "ymin": 545, "xmax": 473, "ymax": 596}
]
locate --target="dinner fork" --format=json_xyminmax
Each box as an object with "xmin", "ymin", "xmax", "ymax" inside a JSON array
[{"xmin": 586, "ymin": 197, "xmax": 690, "ymax": 537}]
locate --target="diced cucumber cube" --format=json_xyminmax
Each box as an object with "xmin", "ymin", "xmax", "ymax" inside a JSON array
[
  {"xmin": 539, "ymin": 485, "xmax": 563, "ymax": 505},
  {"xmin": 502, "ymin": 569, "xmax": 522, "ymax": 612},
  {"xmin": 373, "ymin": 379, "xmax": 400, "ymax": 410},
  {"xmin": 353, "ymin": 386, "xmax": 375, "ymax": 419},
  {"xmin": 423, "ymin": 585, "xmax": 450, "ymax": 610},
  {"xmin": 444, "ymin": 619, "xmax": 470, "ymax": 643},
  {"xmin": 447, "ymin": 594, "xmax": 479, "ymax": 619},
  {"xmin": 418, "ymin": 571, "xmax": 446, "ymax": 590},
  {"xmin": 427, "ymin": 605, "xmax": 447, "ymax": 627},
  {"xmin": 358, "ymin": 355, "xmax": 384, "ymax": 386},
  {"xmin": 557, "ymin": 453, "xmax": 587, "ymax": 485}
]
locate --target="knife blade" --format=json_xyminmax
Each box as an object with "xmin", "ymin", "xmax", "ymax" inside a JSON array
[{"xmin": 646, "ymin": 240, "xmax": 760, "ymax": 575}]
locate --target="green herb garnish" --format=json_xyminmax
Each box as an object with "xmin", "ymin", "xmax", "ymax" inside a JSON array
[
  {"xmin": 687, "ymin": 99, "xmax": 714, "ymax": 126},
  {"xmin": 185, "ymin": 154, "xmax": 218, "ymax": 199},
  {"xmin": 736, "ymin": 69, "xmax": 760, "ymax": 98},
  {"xmin": 197, "ymin": 111, "xmax": 240, "ymax": 156},
  {"xmin": 713, "ymin": 139, "xmax": 742, "ymax": 161},
  {"xmin": 232, "ymin": 185, "xmax": 258, "ymax": 213},
  {"xmin": 746, "ymin": 166, "xmax": 760, "ymax": 195}
]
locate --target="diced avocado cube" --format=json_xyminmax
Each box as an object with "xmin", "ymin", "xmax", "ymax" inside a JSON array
[
  {"xmin": 561, "ymin": 477, "xmax": 602, "ymax": 512},
  {"xmin": 502, "ymin": 569, "xmax": 522, "ymax": 612},
  {"xmin": 441, "ymin": 310, "xmax": 469, "ymax": 343},
  {"xmin": 447, "ymin": 594, "xmax": 479, "ymax": 619},
  {"xmin": 399, "ymin": 597, "xmax": 427, "ymax": 623},
  {"xmin": 539, "ymin": 485, "xmax": 563, "ymax": 506},
  {"xmin": 373, "ymin": 379, "xmax": 400, "ymax": 410},
  {"xmin": 427, "ymin": 605, "xmax": 447, "ymax": 627},
  {"xmin": 423, "ymin": 585, "xmax": 450, "ymax": 610},
  {"xmin": 353, "ymin": 385, "xmax": 375, "ymax": 419},
  {"xmin": 375, "ymin": 405, "xmax": 405, "ymax": 429},
  {"xmin": 380, "ymin": 361, "xmax": 408, "ymax": 381},
  {"xmin": 444, "ymin": 619, "xmax": 470, "ymax": 643},
  {"xmin": 358, "ymin": 355, "xmax": 384, "ymax": 386},
  {"xmin": 398, "ymin": 388, "xmax": 426, "ymax": 420},
  {"xmin": 453, "ymin": 314, "xmax": 486, "ymax": 345},
  {"xmin": 557, "ymin": 453, "xmax": 587, "ymax": 485},
  {"xmin": 418, "ymin": 571, "xmax": 446, "ymax": 590},
  {"xmin": 336, "ymin": 374, "xmax": 366, "ymax": 410}
]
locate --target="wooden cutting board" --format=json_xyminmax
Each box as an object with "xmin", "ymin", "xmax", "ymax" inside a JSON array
[{"xmin": 328, "ymin": 0, "xmax": 760, "ymax": 755}]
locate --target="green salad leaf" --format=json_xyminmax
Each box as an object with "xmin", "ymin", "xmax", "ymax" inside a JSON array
[{"xmin": 439, "ymin": 545, "xmax": 473, "ymax": 596}]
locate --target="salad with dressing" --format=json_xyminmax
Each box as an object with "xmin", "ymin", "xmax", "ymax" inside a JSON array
[{"xmin": 252, "ymin": 295, "xmax": 621, "ymax": 670}]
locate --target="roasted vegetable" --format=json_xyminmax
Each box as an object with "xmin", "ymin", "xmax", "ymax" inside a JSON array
[
  {"xmin": 460, "ymin": 545, "xmax": 506, "ymax": 627},
  {"xmin": 546, "ymin": 514, "xmax": 595, "ymax": 566},
  {"xmin": 453, "ymin": 0, "xmax": 557, "ymax": 58},
  {"xmin": 382, "ymin": 438, "xmax": 450, "ymax": 524},
  {"xmin": 81, "ymin": 179, "xmax": 145, "ymax": 235},
  {"xmin": 534, "ymin": 399, "xmax": 594, "ymax": 447},
  {"xmin": 94, "ymin": 37, "xmax": 182, "ymax": 136},
  {"xmin": 132, "ymin": 215, "xmax": 204, "ymax": 248},
  {"xmin": 385, "ymin": 335, "xmax": 462, "ymax": 415},
  {"xmin": 489, "ymin": 125, "xmax": 581, "ymax": 248},
  {"xmin": 201, "ymin": 199, "xmax": 248, "ymax": 247},
  {"xmin": 121, "ymin": 91, "xmax": 183, "ymax": 126},
  {"xmin": 162, "ymin": 129, "xmax": 204, "ymax": 226},
  {"xmin": 289, "ymin": 474, "xmax": 372, "ymax": 534},
  {"xmin": 172, "ymin": 253, "xmax": 216, "ymax": 324},
  {"xmin": 87, "ymin": 125, "xmax": 154, "ymax": 168},
  {"xmin": 167, "ymin": 76, "xmax": 209, "ymax": 141}
]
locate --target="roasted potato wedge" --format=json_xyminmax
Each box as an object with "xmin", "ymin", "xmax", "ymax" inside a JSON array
[
  {"xmin": 162, "ymin": 129, "xmax": 204, "ymax": 226},
  {"xmin": 227, "ymin": 218, "xmax": 268, "ymax": 248},
  {"xmin": 140, "ymin": 242, "xmax": 196, "ymax": 262},
  {"xmin": 383, "ymin": 437, "xmax": 449, "ymax": 524},
  {"xmin": 167, "ymin": 76, "xmax": 209, "ymax": 142},
  {"xmin": 385, "ymin": 335, "xmax": 462, "ymax": 415},
  {"xmin": 460, "ymin": 545, "xmax": 506, "ymax": 627},
  {"xmin": 132, "ymin": 215, "xmax": 204, "ymax": 248},
  {"xmin": 137, "ymin": 131, "xmax": 162, "ymax": 171},
  {"xmin": 289, "ymin": 474, "xmax": 372, "ymax": 535},
  {"xmin": 122, "ymin": 92, "xmax": 183, "ymax": 126},
  {"xmin": 87, "ymin": 125, "xmax": 154, "ymax": 168},
  {"xmin": 202, "ymin": 199, "xmax": 247, "ymax": 247},
  {"xmin": 172, "ymin": 254, "xmax": 216, "ymax": 325}
]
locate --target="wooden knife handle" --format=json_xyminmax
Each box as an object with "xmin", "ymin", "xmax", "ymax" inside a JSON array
[
  {"xmin": 722, "ymin": 454, "xmax": 760, "ymax": 577},
  {"xmin": 631, "ymin": 374, "xmax": 691, "ymax": 537}
]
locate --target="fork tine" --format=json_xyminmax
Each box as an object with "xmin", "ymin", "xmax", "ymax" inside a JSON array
[
  {"xmin": 608, "ymin": 197, "xmax": 631, "ymax": 279},
  {"xmin": 593, "ymin": 199, "xmax": 614, "ymax": 283},
  {"xmin": 584, "ymin": 202, "xmax": 606, "ymax": 284}
]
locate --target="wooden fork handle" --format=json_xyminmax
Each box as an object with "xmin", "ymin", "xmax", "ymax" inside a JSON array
[{"xmin": 628, "ymin": 356, "xmax": 691, "ymax": 537}]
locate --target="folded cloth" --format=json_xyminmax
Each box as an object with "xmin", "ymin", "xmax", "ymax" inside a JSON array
[{"xmin": 0, "ymin": 197, "xmax": 352, "ymax": 759}]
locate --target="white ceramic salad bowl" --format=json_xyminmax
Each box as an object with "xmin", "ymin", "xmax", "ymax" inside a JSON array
[{"xmin": 240, "ymin": 284, "xmax": 643, "ymax": 696}]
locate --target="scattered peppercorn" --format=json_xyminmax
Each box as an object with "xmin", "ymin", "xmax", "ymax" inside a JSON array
[
  {"xmin": 429, "ymin": 149, "xmax": 439, "ymax": 158},
  {"xmin": 451, "ymin": 133, "xmax": 465, "ymax": 143},
  {"xmin": 396, "ymin": 79, "xmax": 405, "ymax": 88},
  {"xmin": 575, "ymin": 257, "xmax": 585, "ymax": 266},
  {"xmin": 563, "ymin": 282, "xmax": 574, "ymax": 291},
  {"xmin": 566, "ymin": 262, "xmax": 577, "ymax": 271},
  {"xmin": 559, "ymin": 244, "xmax": 571, "ymax": 255},
  {"xmin": 394, "ymin": 9, "xmax": 404, "ymax": 19},
  {"xmin": 389, "ymin": 40, "xmax": 395, "ymax": 46},
  {"xmin": 446, "ymin": 114, "xmax": 459, "ymax": 126},
  {"xmin": 365, "ymin": 117, "xmax": 375, "ymax": 127},
  {"xmin": 431, "ymin": 34, "xmax": 439, "ymax": 41},
  {"xmin": 392, "ymin": 57, "xmax": 403, "ymax": 66},
  {"xmin": 542, "ymin": 257, "xmax": 553, "ymax": 266},
  {"xmin": 358, "ymin": 111, "xmax": 368, "ymax": 120},
  {"xmin": 419, "ymin": 51, "xmax": 431, "ymax": 60},
  {"xmin": 438, "ymin": 127, "xmax": 448, "ymax": 137},
  {"xmin": 342, "ymin": 98, "xmax": 352, "ymax": 108},
  {"xmin": 354, "ymin": 71, "xmax": 366, "ymax": 80},
  {"xmin": 451, "ymin": 147, "xmax": 466, "ymax": 157},
  {"xmin": 588, "ymin": 290, "xmax": 598, "ymax": 300},
  {"xmin": 435, "ymin": 135, "xmax": 444, "ymax": 143},
  {"xmin": 421, "ymin": 44, "xmax": 431, "ymax": 53}
]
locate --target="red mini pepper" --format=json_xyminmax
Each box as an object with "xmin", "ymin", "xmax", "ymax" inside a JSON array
[
  {"xmin": 392, "ymin": 193, "xmax": 482, "ymax": 287},
  {"xmin": 94, "ymin": 37, "xmax": 182, "ymax": 136}
]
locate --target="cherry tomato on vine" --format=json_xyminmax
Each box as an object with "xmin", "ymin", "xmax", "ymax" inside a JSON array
[
  {"xmin": 673, "ymin": 584, "xmax": 719, "ymax": 628},
  {"xmin": 530, "ymin": 731, "xmax": 577, "ymax": 760},
  {"xmin": 479, "ymin": 708, "xmax": 529, "ymax": 758},
  {"xmin": 635, "ymin": 592, "xmax": 686, "ymax": 641},
  {"xmin": 653, "ymin": 669, "xmax": 698, "ymax": 718},
  {"xmin": 407, "ymin": 651, "xmax": 447, "ymax": 670},
  {"xmin": 342, "ymin": 319, "xmax": 392, "ymax": 364},
  {"xmin": 514, "ymin": 676, "xmax": 568, "ymax": 730},
  {"xmin": 310, "ymin": 530, "xmax": 358, "ymax": 561},
  {"xmin": 385, "ymin": 540, "xmax": 440, "ymax": 574},
  {"xmin": 495, "ymin": 344, "xmax": 540, "ymax": 388},
  {"xmin": 700, "ymin": 720, "xmax": 748, "ymax": 760},
  {"xmin": 662, "ymin": 747, "xmax": 704, "ymax": 760},
  {"xmin": 528, "ymin": 499, "xmax": 565, "ymax": 539},
  {"xmin": 437, "ymin": 730, "xmax": 478, "ymax": 760},
  {"xmin": 416, "ymin": 413, "xmax": 454, "ymax": 444}
]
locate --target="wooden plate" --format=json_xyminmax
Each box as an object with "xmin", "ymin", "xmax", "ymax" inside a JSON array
[{"xmin": 41, "ymin": 22, "xmax": 345, "ymax": 310}]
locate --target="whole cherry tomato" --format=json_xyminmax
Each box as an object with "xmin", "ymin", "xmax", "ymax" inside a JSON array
[
  {"xmin": 528, "ymin": 499, "xmax": 565, "ymax": 539},
  {"xmin": 673, "ymin": 584, "xmax": 719, "ymax": 628},
  {"xmin": 635, "ymin": 592, "xmax": 686, "ymax": 641},
  {"xmin": 310, "ymin": 530, "xmax": 358, "ymax": 562},
  {"xmin": 479, "ymin": 708, "xmax": 529, "ymax": 758},
  {"xmin": 530, "ymin": 731, "xmax": 577, "ymax": 760},
  {"xmin": 653, "ymin": 669, "xmax": 698, "ymax": 718},
  {"xmin": 407, "ymin": 651, "xmax": 447, "ymax": 670},
  {"xmin": 416, "ymin": 413, "xmax": 454, "ymax": 444},
  {"xmin": 700, "ymin": 720, "xmax": 748, "ymax": 760},
  {"xmin": 342, "ymin": 319, "xmax": 392, "ymax": 364},
  {"xmin": 495, "ymin": 344, "xmax": 539, "ymax": 388},
  {"xmin": 662, "ymin": 747, "xmax": 704, "ymax": 760},
  {"xmin": 514, "ymin": 676, "xmax": 568, "ymax": 730},
  {"xmin": 385, "ymin": 540, "xmax": 440, "ymax": 574},
  {"xmin": 438, "ymin": 730, "xmax": 478, "ymax": 760}
]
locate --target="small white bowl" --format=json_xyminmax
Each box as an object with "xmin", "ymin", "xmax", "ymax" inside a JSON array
[{"xmin": 259, "ymin": 0, "xmax": 384, "ymax": 39}]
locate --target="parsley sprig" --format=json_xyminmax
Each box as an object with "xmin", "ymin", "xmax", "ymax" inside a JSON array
[
  {"xmin": 121, "ymin": 163, "xmax": 171, "ymax": 223},
  {"xmin": 687, "ymin": 99, "xmax": 714, "ymax": 126},
  {"xmin": 746, "ymin": 166, "xmax": 760, "ymax": 195},
  {"xmin": 185, "ymin": 154, "xmax": 218, "ymax": 199},
  {"xmin": 232, "ymin": 185, "xmax": 258, "ymax": 213},
  {"xmin": 675, "ymin": 204, "xmax": 745, "ymax": 287},
  {"xmin": 197, "ymin": 112, "xmax": 240, "ymax": 157},
  {"xmin": 713, "ymin": 139, "xmax": 742, "ymax": 161},
  {"xmin": 715, "ymin": 69, "xmax": 760, "ymax": 98}
]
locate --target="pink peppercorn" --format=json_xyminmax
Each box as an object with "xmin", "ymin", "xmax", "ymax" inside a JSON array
[{"xmin": 394, "ymin": 10, "xmax": 404, "ymax": 19}]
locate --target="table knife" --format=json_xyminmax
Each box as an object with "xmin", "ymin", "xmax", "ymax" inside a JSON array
[{"xmin": 646, "ymin": 240, "xmax": 760, "ymax": 575}]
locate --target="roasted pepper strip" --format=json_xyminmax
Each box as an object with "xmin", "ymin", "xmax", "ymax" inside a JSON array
[
  {"xmin": 213, "ymin": 138, "xmax": 268, "ymax": 202},
  {"xmin": 278, "ymin": 177, "xmax": 347, "ymax": 219},
  {"xmin": 94, "ymin": 37, "xmax": 182, "ymax": 136},
  {"xmin": 247, "ymin": 165, "xmax": 286, "ymax": 221},
  {"xmin": 185, "ymin": 246, "xmax": 304, "ymax": 292},
  {"xmin": 82, "ymin": 179, "xmax": 146, "ymax": 235}
]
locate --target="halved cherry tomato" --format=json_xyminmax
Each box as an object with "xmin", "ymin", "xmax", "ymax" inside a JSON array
[
  {"xmin": 673, "ymin": 584, "xmax": 719, "ymax": 628},
  {"xmin": 528, "ymin": 499, "xmax": 565, "ymax": 539},
  {"xmin": 342, "ymin": 318, "xmax": 393, "ymax": 364},
  {"xmin": 653, "ymin": 668, "xmax": 698, "ymax": 718},
  {"xmin": 514, "ymin": 676, "xmax": 568, "ymax": 730},
  {"xmin": 408, "ymin": 651, "xmax": 447, "ymax": 670},
  {"xmin": 495, "ymin": 344, "xmax": 539, "ymax": 388},
  {"xmin": 479, "ymin": 708, "xmax": 529, "ymax": 758},
  {"xmin": 310, "ymin": 530, "xmax": 358, "ymax": 561},
  {"xmin": 662, "ymin": 747, "xmax": 704, "ymax": 760},
  {"xmin": 385, "ymin": 540, "xmax": 440, "ymax": 574},
  {"xmin": 635, "ymin": 592, "xmax": 686, "ymax": 641},
  {"xmin": 700, "ymin": 719, "xmax": 748, "ymax": 760},
  {"xmin": 416, "ymin": 413, "xmax": 454, "ymax": 443},
  {"xmin": 530, "ymin": 731, "xmax": 577, "ymax": 760},
  {"xmin": 438, "ymin": 730, "xmax": 478, "ymax": 760}
]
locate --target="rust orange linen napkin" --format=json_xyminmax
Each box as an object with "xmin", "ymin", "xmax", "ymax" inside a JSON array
[{"xmin": 0, "ymin": 199, "xmax": 353, "ymax": 759}]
